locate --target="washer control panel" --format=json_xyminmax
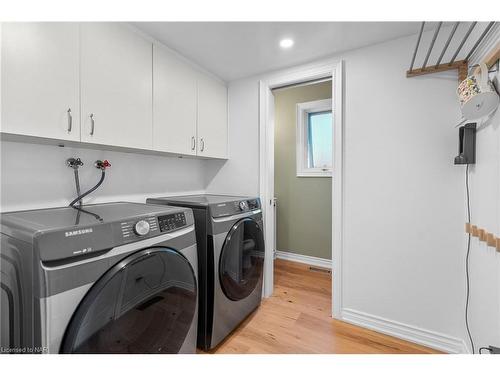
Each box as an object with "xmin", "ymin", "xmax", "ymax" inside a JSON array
[
  {"xmin": 158, "ymin": 212, "xmax": 187, "ymax": 232},
  {"xmin": 134, "ymin": 220, "xmax": 150, "ymax": 236},
  {"xmin": 120, "ymin": 216, "xmax": 158, "ymax": 240}
]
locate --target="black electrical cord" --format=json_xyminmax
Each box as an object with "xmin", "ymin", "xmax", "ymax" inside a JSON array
[
  {"xmin": 69, "ymin": 170, "xmax": 106, "ymax": 207},
  {"xmin": 464, "ymin": 164, "xmax": 475, "ymax": 354}
]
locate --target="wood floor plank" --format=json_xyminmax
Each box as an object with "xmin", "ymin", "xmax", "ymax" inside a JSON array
[{"xmin": 207, "ymin": 259, "xmax": 442, "ymax": 354}]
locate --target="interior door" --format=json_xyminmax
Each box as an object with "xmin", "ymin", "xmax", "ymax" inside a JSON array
[
  {"xmin": 1, "ymin": 22, "xmax": 80, "ymax": 141},
  {"xmin": 80, "ymin": 23, "xmax": 152, "ymax": 149},
  {"xmin": 153, "ymin": 44, "xmax": 197, "ymax": 155},
  {"xmin": 61, "ymin": 248, "xmax": 197, "ymax": 354},
  {"xmin": 219, "ymin": 218, "xmax": 265, "ymax": 301},
  {"xmin": 264, "ymin": 87, "xmax": 276, "ymax": 297}
]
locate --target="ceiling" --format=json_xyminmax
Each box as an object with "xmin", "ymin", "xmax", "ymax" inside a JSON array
[{"xmin": 133, "ymin": 22, "xmax": 438, "ymax": 81}]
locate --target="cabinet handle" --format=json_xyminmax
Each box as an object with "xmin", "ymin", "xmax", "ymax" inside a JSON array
[
  {"xmin": 67, "ymin": 108, "xmax": 72, "ymax": 133},
  {"xmin": 89, "ymin": 113, "xmax": 95, "ymax": 136},
  {"xmin": 200, "ymin": 138, "xmax": 205, "ymax": 152},
  {"xmin": 191, "ymin": 136, "xmax": 196, "ymax": 151}
]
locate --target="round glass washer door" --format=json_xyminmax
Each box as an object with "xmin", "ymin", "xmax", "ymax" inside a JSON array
[
  {"xmin": 61, "ymin": 247, "xmax": 197, "ymax": 354},
  {"xmin": 219, "ymin": 218, "xmax": 265, "ymax": 301}
]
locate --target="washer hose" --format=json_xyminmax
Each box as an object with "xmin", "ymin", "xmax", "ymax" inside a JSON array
[
  {"xmin": 73, "ymin": 168, "xmax": 82, "ymax": 207},
  {"xmin": 69, "ymin": 170, "xmax": 106, "ymax": 207},
  {"xmin": 67, "ymin": 157, "xmax": 84, "ymax": 206}
]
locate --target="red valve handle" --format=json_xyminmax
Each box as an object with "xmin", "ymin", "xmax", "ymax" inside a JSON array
[{"xmin": 95, "ymin": 159, "xmax": 111, "ymax": 170}]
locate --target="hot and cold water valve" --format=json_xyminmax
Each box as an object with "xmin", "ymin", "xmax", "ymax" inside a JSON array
[
  {"xmin": 95, "ymin": 159, "xmax": 111, "ymax": 170},
  {"xmin": 66, "ymin": 157, "xmax": 84, "ymax": 169},
  {"xmin": 67, "ymin": 158, "xmax": 111, "ymax": 170},
  {"xmin": 66, "ymin": 158, "xmax": 111, "ymax": 207}
]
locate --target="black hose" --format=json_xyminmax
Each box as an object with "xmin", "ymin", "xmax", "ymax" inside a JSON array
[
  {"xmin": 69, "ymin": 170, "xmax": 105, "ymax": 207},
  {"xmin": 73, "ymin": 168, "xmax": 82, "ymax": 207},
  {"xmin": 72, "ymin": 206, "xmax": 104, "ymax": 223}
]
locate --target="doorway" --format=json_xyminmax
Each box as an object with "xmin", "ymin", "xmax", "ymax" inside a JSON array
[
  {"xmin": 272, "ymin": 79, "xmax": 333, "ymax": 269},
  {"xmin": 258, "ymin": 59, "xmax": 344, "ymax": 318}
]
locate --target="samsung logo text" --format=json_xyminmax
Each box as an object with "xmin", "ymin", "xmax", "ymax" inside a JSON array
[{"xmin": 65, "ymin": 228, "xmax": 93, "ymax": 237}]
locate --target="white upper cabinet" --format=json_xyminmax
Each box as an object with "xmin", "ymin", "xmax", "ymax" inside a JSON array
[
  {"xmin": 153, "ymin": 45, "xmax": 197, "ymax": 155},
  {"xmin": 80, "ymin": 23, "xmax": 152, "ymax": 149},
  {"xmin": 197, "ymin": 73, "xmax": 228, "ymax": 159},
  {"xmin": 1, "ymin": 22, "xmax": 227, "ymax": 160},
  {"xmin": 1, "ymin": 23, "xmax": 80, "ymax": 141}
]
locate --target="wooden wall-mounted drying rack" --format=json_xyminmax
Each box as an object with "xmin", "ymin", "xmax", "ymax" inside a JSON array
[
  {"xmin": 406, "ymin": 21, "xmax": 497, "ymax": 82},
  {"xmin": 465, "ymin": 223, "xmax": 500, "ymax": 252}
]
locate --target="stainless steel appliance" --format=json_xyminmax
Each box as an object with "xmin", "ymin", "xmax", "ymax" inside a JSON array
[
  {"xmin": 0, "ymin": 202, "xmax": 198, "ymax": 354},
  {"xmin": 146, "ymin": 195, "xmax": 264, "ymax": 350}
]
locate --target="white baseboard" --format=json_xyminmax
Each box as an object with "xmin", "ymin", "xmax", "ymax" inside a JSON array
[
  {"xmin": 275, "ymin": 250, "xmax": 331, "ymax": 269},
  {"xmin": 342, "ymin": 308, "xmax": 469, "ymax": 354}
]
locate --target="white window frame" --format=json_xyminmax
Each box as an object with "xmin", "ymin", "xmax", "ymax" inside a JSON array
[{"xmin": 296, "ymin": 98, "xmax": 333, "ymax": 177}]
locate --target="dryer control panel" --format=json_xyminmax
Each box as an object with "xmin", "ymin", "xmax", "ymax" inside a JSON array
[
  {"xmin": 211, "ymin": 198, "xmax": 262, "ymax": 218},
  {"xmin": 233, "ymin": 199, "xmax": 260, "ymax": 213}
]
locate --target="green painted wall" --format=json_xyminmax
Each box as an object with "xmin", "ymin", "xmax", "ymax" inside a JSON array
[{"xmin": 274, "ymin": 81, "xmax": 332, "ymax": 260}]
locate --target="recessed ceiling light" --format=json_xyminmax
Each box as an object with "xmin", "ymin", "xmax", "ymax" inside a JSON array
[{"xmin": 279, "ymin": 38, "xmax": 294, "ymax": 49}]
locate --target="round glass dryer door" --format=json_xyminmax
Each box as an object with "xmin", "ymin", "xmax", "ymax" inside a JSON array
[
  {"xmin": 219, "ymin": 218, "xmax": 265, "ymax": 301},
  {"xmin": 61, "ymin": 248, "xmax": 197, "ymax": 353}
]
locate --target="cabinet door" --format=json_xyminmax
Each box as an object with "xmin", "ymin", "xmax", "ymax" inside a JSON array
[
  {"xmin": 1, "ymin": 23, "xmax": 80, "ymax": 141},
  {"xmin": 153, "ymin": 45, "xmax": 197, "ymax": 155},
  {"xmin": 80, "ymin": 23, "xmax": 152, "ymax": 149},
  {"xmin": 197, "ymin": 74, "xmax": 228, "ymax": 159}
]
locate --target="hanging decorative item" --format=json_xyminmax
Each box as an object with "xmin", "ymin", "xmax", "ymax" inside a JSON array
[{"xmin": 457, "ymin": 62, "xmax": 499, "ymax": 120}]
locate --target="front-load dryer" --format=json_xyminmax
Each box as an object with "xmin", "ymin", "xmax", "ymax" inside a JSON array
[
  {"xmin": 0, "ymin": 202, "xmax": 198, "ymax": 354},
  {"xmin": 146, "ymin": 195, "xmax": 264, "ymax": 350}
]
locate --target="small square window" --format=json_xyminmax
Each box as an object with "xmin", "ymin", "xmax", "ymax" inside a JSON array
[
  {"xmin": 307, "ymin": 111, "xmax": 333, "ymax": 169},
  {"xmin": 296, "ymin": 99, "xmax": 333, "ymax": 177}
]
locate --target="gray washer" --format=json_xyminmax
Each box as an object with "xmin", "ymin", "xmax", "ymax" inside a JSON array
[
  {"xmin": 0, "ymin": 202, "xmax": 198, "ymax": 354},
  {"xmin": 146, "ymin": 195, "xmax": 264, "ymax": 350}
]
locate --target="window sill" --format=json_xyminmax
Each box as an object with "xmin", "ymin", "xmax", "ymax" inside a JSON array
[{"xmin": 296, "ymin": 172, "xmax": 332, "ymax": 178}]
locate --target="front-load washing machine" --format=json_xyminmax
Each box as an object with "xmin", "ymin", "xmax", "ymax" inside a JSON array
[
  {"xmin": 0, "ymin": 202, "xmax": 198, "ymax": 354},
  {"xmin": 146, "ymin": 195, "xmax": 265, "ymax": 350}
]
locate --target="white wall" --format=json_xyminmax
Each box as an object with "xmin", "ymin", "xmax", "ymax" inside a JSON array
[
  {"xmin": 467, "ymin": 82, "xmax": 500, "ymax": 351},
  {"xmin": 340, "ymin": 34, "xmax": 466, "ymax": 352},
  {"xmin": 466, "ymin": 26, "xmax": 500, "ymax": 352},
  {"xmin": 0, "ymin": 141, "xmax": 209, "ymax": 212},
  {"xmin": 210, "ymin": 31, "xmax": 477, "ymax": 352}
]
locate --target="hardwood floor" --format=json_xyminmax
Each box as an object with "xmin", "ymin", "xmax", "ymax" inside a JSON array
[{"xmin": 208, "ymin": 259, "xmax": 441, "ymax": 354}]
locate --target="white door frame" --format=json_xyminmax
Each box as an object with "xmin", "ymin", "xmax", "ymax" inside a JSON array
[{"xmin": 259, "ymin": 58, "xmax": 344, "ymax": 318}]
